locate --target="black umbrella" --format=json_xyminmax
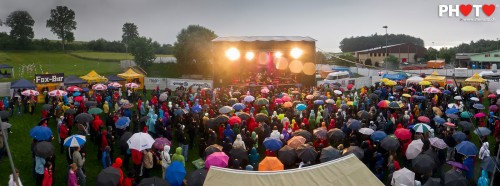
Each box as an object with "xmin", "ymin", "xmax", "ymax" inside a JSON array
[
  {"xmin": 357, "ymin": 111, "xmax": 370, "ymax": 119},
  {"xmin": 278, "ymin": 145, "xmax": 298, "ymax": 166},
  {"xmin": 227, "ymin": 98, "xmax": 238, "ymax": 106},
  {"xmin": 293, "ymin": 129, "xmax": 312, "ymax": 142},
  {"xmin": 64, "ymin": 109, "xmax": 76, "ymax": 115},
  {"xmin": 229, "ymin": 148, "xmax": 249, "ymax": 165},
  {"xmin": 347, "ymin": 119, "xmax": 361, "ymax": 130},
  {"xmin": 75, "ymin": 113, "xmax": 94, "ymax": 123},
  {"xmin": 458, "ymin": 121, "xmax": 473, "ymax": 131},
  {"xmin": 327, "ymin": 128, "xmax": 345, "ymax": 143},
  {"xmin": 480, "ymin": 156, "xmax": 499, "ymax": 173},
  {"xmin": 84, "ymin": 101, "xmax": 97, "ymax": 107},
  {"xmin": 139, "ymin": 176, "xmax": 170, "ymax": 186},
  {"xmin": 412, "ymin": 154, "xmax": 435, "ymax": 174},
  {"xmin": 139, "ymin": 116, "xmax": 149, "ymax": 123},
  {"xmin": 37, "ymin": 118, "xmax": 49, "ymax": 126},
  {"xmin": 187, "ymin": 169, "xmax": 207, "ymax": 186},
  {"xmin": 0, "ymin": 110, "xmax": 10, "ymax": 119},
  {"xmin": 394, "ymin": 85, "xmax": 403, "ymax": 90},
  {"xmin": 296, "ymin": 144, "xmax": 317, "ymax": 163},
  {"xmin": 369, "ymin": 93, "xmax": 379, "ymax": 100},
  {"xmin": 34, "ymin": 141, "xmax": 55, "ymax": 158},
  {"xmin": 206, "ymin": 119, "xmax": 219, "ymax": 129},
  {"xmin": 320, "ymin": 146, "xmax": 341, "ymax": 163},
  {"xmin": 237, "ymin": 113, "xmax": 251, "ymax": 121},
  {"xmin": 423, "ymin": 178, "xmax": 441, "ymax": 186},
  {"xmin": 96, "ymin": 167, "xmax": 121, "ymax": 186},
  {"xmin": 380, "ymin": 137, "xmax": 400, "ymax": 151},
  {"xmin": 444, "ymin": 169, "xmax": 467, "ymax": 186},
  {"xmin": 342, "ymin": 146, "xmax": 364, "ymax": 159},
  {"xmin": 214, "ymin": 115, "xmax": 229, "ymax": 124},
  {"xmin": 119, "ymin": 132, "xmax": 133, "ymax": 150},
  {"xmin": 254, "ymin": 113, "xmax": 269, "ymax": 123},
  {"xmin": 42, "ymin": 104, "xmax": 52, "ymax": 111},
  {"xmin": 204, "ymin": 144, "xmax": 222, "ymax": 159}
]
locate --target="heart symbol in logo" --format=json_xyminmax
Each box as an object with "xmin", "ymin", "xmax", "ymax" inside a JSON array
[
  {"xmin": 459, "ymin": 4, "xmax": 473, "ymax": 16},
  {"xmin": 482, "ymin": 4, "xmax": 496, "ymax": 16}
]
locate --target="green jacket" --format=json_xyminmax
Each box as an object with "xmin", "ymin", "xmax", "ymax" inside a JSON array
[{"xmin": 172, "ymin": 147, "xmax": 185, "ymax": 165}]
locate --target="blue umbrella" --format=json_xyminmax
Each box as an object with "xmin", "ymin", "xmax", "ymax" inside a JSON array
[
  {"xmin": 82, "ymin": 87, "xmax": 89, "ymax": 92},
  {"xmin": 165, "ymin": 161, "xmax": 186, "ymax": 186},
  {"xmin": 473, "ymin": 103, "xmax": 485, "ymax": 110},
  {"xmin": 63, "ymin": 135, "xmax": 86, "ymax": 147},
  {"xmin": 296, "ymin": 104, "xmax": 307, "ymax": 111},
  {"xmin": 433, "ymin": 117, "xmax": 446, "ymax": 125},
  {"xmin": 416, "ymin": 96, "xmax": 426, "ymax": 100},
  {"xmin": 452, "ymin": 132, "xmax": 467, "ymax": 143},
  {"xmin": 445, "ymin": 108, "xmax": 459, "ymax": 115},
  {"xmin": 371, "ymin": 131, "xmax": 387, "ymax": 141},
  {"xmin": 263, "ymin": 137, "xmax": 283, "ymax": 151},
  {"xmin": 72, "ymin": 91, "xmax": 81, "ymax": 96},
  {"xmin": 374, "ymin": 90, "xmax": 382, "ymax": 94},
  {"xmin": 319, "ymin": 95, "xmax": 328, "ymax": 100},
  {"xmin": 443, "ymin": 90, "xmax": 451, "ymax": 95},
  {"xmin": 30, "ymin": 126, "xmax": 53, "ymax": 141},
  {"xmin": 232, "ymin": 103, "xmax": 246, "ymax": 111},
  {"xmin": 446, "ymin": 114, "xmax": 459, "ymax": 119},
  {"xmin": 191, "ymin": 105, "xmax": 202, "ymax": 113},
  {"xmin": 115, "ymin": 117, "xmax": 130, "ymax": 129},
  {"xmin": 455, "ymin": 141, "xmax": 478, "ymax": 157},
  {"xmin": 347, "ymin": 119, "xmax": 362, "ymax": 131},
  {"xmin": 473, "ymin": 127, "xmax": 491, "ymax": 136},
  {"xmin": 314, "ymin": 100, "xmax": 324, "ymax": 105}
]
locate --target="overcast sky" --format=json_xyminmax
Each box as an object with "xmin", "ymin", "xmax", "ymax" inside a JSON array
[{"xmin": 0, "ymin": 0, "xmax": 498, "ymax": 52}]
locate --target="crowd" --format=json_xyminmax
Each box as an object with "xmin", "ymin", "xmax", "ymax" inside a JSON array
[{"xmin": 1, "ymin": 78, "xmax": 500, "ymax": 186}]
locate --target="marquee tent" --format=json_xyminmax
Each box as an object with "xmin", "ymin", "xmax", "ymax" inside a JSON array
[
  {"xmin": 10, "ymin": 78, "xmax": 36, "ymax": 89},
  {"xmin": 80, "ymin": 70, "xmax": 108, "ymax": 83},
  {"xmin": 106, "ymin": 74, "xmax": 125, "ymax": 82},
  {"xmin": 117, "ymin": 68, "xmax": 145, "ymax": 79},
  {"xmin": 64, "ymin": 76, "xmax": 87, "ymax": 86},
  {"xmin": 465, "ymin": 73, "xmax": 486, "ymax": 83}
]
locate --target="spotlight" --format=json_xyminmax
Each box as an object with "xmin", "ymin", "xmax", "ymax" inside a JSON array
[
  {"xmin": 225, "ymin": 48, "xmax": 240, "ymax": 61},
  {"xmin": 290, "ymin": 48, "xmax": 303, "ymax": 59},
  {"xmin": 245, "ymin": 52, "xmax": 255, "ymax": 60},
  {"xmin": 275, "ymin": 51, "xmax": 283, "ymax": 58}
]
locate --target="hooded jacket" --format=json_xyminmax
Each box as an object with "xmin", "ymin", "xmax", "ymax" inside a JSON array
[
  {"xmin": 111, "ymin": 158, "xmax": 124, "ymax": 186},
  {"xmin": 233, "ymin": 134, "xmax": 246, "ymax": 150},
  {"xmin": 477, "ymin": 169, "xmax": 490, "ymax": 186},
  {"xmin": 248, "ymin": 147, "xmax": 259, "ymax": 166},
  {"xmin": 161, "ymin": 145, "xmax": 172, "ymax": 168},
  {"xmin": 223, "ymin": 124, "xmax": 235, "ymax": 142},
  {"xmin": 172, "ymin": 147, "xmax": 185, "ymax": 165},
  {"xmin": 479, "ymin": 142, "xmax": 490, "ymax": 160},
  {"xmin": 92, "ymin": 115, "xmax": 103, "ymax": 132}
]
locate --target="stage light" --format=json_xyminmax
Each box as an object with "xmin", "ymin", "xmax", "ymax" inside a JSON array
[
  {"xmin": 275, "ymin": 51, "xmax": 283, "ymax": 58},
  {"xmin": 290, "ymin": 48, "xmax": 303, "ymax": 59},
  {"xmin": 225, "ymin": 48, "xmax": 240, "ymax": 61},
  {"xmin": 245, "ymin": 52, "xmax": 255, "ymax": 60}
]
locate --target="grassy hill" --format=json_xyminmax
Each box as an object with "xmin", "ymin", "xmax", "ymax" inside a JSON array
[{"xmin": 70, "ymin": 51, "xmax": 173, "ymax": 62}]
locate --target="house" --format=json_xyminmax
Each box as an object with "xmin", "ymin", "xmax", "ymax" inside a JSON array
[
  {"xmin": 455, "ymin": 53, "xmax": 477, "ymax": 68},
  {"xmin": 468, "ymin": 49, "xmax": 500, "ymax": 69},
  {"xmin": 354, "ymin": 43, "xmax": 427, "ymax": 66}
]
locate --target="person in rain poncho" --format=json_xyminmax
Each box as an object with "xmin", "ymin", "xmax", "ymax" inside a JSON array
[
  {"xmin": 233, "ymin": 134, "xmax": 246, "ymax": 150},
  {"xmin": 248, "ymin": 147, "xmax": 259, "ymax": 169},
  {"xmin": 316, "ymin": 111, "xmax": 323, "ymax": 125},
  {"xmin": 309, "ymin": 111, "xmax": 316, "ymax": 129},
  {"xmin": 477, "ymin": 169, "xmax": 489, "ymax": 186},
  {"xmin": 479, "ymin": 142, "xmax": 490, "ymax": 160},
  {"xmin": 260, "ymin": 106, "xmax": 268, "ymax": 115},
  {"xmin": 172, "ymin": 147, "xmax": 185, "ymax": 165},
  {"xmin": 270, "ymin": 126, "xmax": 280, "ymax": 140},
  {"xmin": 103, "ymin": 101, "xmax": 109, "ymax": 114},
  {"xmin": 160, "ymin": 145, "xmax": 171, "ymax": 176},
  {"xmin": 9, "ymin": 169, "xmax": 23, "ymax": 186},
  {"xmin": 223, "ymin": 124, "xmax": 235, "ymax": 142},
  {"xmin": 147, "ymin": 114, "xmax": 158, "ymax": 137}
]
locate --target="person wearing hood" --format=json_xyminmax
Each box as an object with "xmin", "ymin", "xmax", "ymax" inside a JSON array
[
  {"xmin": 103, "ymin": 101, "xmax": 109, "ymax": 114},
  {"xmin": 223, "ymin": 124, "xmax": 235, "ymax": 142},
  {"xmin": 176, "ymin": 125, "xmax": 189, "ymax": 162},
  {"xmin": 478, "ymin": 169, "xmax": 490, "ymax": 186},
  {"xmin": 172, "ymin": 147, "xmax": 185, "ymax": 165},
  {"xmin": 233, "ymin": 134, "xmax": 246, "ymax": 150},
  {"xmin": 111, "ymin": 158, "xmax": 124, "ymax": 186},
  {"xmin": 479, "ymin": 142, "xmax": 490, "ymax": 160},
  {"xmin": 160, "ymin": 145, "xmax": 172, "ymax": 176},
  {"xmin": 140, "ymin": 102, "xmax": 146, "ymax": 116},
  {"xmin": 102, "ymin": 146, "xmax": 112, "ymax": 168},
  {"xmin": 308, "ymin": 112, "xmax": 316, "ymax": 130},
  {"xmin": 147, "ymin": 114, "xmax": 157, "ymax": 138},
  {"xmin": 260, "ymin": 106, "xmax": 268, "ymax": 115},
  {"xmin": 248, "ymin": 147, "xmax": 259, "ymax": 169}
]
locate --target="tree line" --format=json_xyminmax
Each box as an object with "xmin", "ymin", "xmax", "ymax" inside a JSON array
[
  {"xmin": 426, "ymin": 39, "xmax": 500, "ymax": 63},
  {"xmin": 339, "ymin": 33, "xmax": 425, "ymax": 52}
]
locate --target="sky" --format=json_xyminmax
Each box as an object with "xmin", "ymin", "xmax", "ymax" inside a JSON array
[{"xmin": 0, "ymin": 0, "xmax": 499, "ymax": 52}]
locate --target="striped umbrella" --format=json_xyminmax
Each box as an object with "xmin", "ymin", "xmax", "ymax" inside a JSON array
[
  {"xmin": 125, "ymin": 83, "xmax": 140, "ymax": 88},
  {"xmin": 413, "ymin": 123, "xmax": 431, "ymax": 133},
  {"xmin": 377, "ymin": 100, "xmax": 390, "ymax": 108},
  {"xmin": 92, "ymin": 83, "xmax": 108, "ymax": 90},
  {"xmin": 66, "ymin": 86, "xmax": 81, "ymax": 92},
  {"xmin": 21, "ymin": 89, "xmax": 39, "ymax": 96},
  {"xmin": 108, "ymin": 82, "xmax": 122, "ymax": 88},
  {"xmin": 63, "ymin": 135, "xmax": 86, "ymax": 147},
  {"xmin": 48, "ymin": 90, "xmax": 67, "ymax": 97}
]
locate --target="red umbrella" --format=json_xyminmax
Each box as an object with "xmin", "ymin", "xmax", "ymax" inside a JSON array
[
  {"xmin": 92, "ymin": 84, "xmax": 108, "ymax": 91},
  {"xmin": 490, "ymin": 105, "xmax": 499, "ymax": 112},
  {"xmin": 67, "ymin": 86, "xmax": 81, "ymax": 92},
  {"xmin": 474, "ymin": 112, "xmax": 486, "ymax": 118},
  {"xmin": 227, "ymin": 116, "xmax": 242, "ymax": 126},
  {"xmin": 444, "ymin": 122, "xmax": 456, "ymax": 127},
  {"xmin": 488, "ymin": 93, "xmax": 497, "ymax": 99},
  {"xmin": 417, "ymin": 116, "xmax": 430, "ymax": 123},
  {"xmin": 394, "ymin": 129, "xmax": 412, "ymax": 141},
  {"xmin": 347, "ymin": 84, "xmax": 354, "ymax": 90},
  {"xmin": 281, "ymin": 95, "xmax": 291, "ymax": 102},
  {"xmin": 48, "ymin": 90, "xmax": 67, "ymax": 97},
  {"xmin": 74, "ymin": 96, "xmax": 83, "ymax": 102}
]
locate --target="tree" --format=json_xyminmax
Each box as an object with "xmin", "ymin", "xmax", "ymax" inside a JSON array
[
  {"xmin": 122, "ymin": 22, "xmax": 139, "ymax": 52},
  {"xmin": 5, "ymin": 10, "xmax": 34, "ymax": 49},
  {"xmin": 174, "ymin": 25, "xmax": 217, "ymax": 73},
  {"xmin": 339, "ymin": 33, "xmax": 424, "ymax": 52},
  {"xmin": 329, "ymin": 54, "xmax": 357, "ymax": 67},
  {"xmin": 46, "ymin": 6, "xmax": 77, "ymax": 51},
  {"xmin": 129, "ymin": 37, "xmax": 156, "ymax": 69},
  {"xmin": 315, "ymin": 51, "xmax": 327, "ymax": 64},
  {"xmin": 384, "ymin": 55, "xmax": 400, "ymax": 70}
]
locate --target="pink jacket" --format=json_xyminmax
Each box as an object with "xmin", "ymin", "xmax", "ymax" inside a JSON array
[{"xmin": 68, "ymin": 169, "xmax": 78, "ymax": 186}]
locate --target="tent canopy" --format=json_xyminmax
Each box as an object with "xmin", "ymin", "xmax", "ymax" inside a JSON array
[
  {"xmin": 10, "ymin": 78, "xmax": 36, "ymax": 89},
  {"xmin": 465, "ymin": 73, "xmax": 486, "ymax": 83},
  {"xmin": 382, "ymin": 73, "xmax": 408, "ymax": 81},
  {"xmin": 117, "ymin": 68, "xmax": 145, "ymax": 79},
  {"xmin": 106, "ymin": 74, "xmax": 125, "ymax": 82},
  {"xmin": 0, "ymin": 64, "xmax": 13, "ymax": 69},
  {"xmin": 80, "ymin": 70, "xmax": 108, "ymax": 83},
  {"xmin": 424, "ymin": 71, "xmax": 445, "ymax": 82},
  {"xmin": 64, "ymin": 76, "xmax": 87, "ymax": 85},
  {"xmin": 203, "ymin": 155, "xmax": 383, "ymax": 186},
  {"xmin": 406, "ymin": 76, "xmax": 424, "ymax": 83}
]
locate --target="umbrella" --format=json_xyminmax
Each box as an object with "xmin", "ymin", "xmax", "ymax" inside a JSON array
[
  {"xmin": 417, "ymin": 116, "xmax": 430, "ymax": 123},
  {"xmin": 402, "ymin": 93, "xmax": 411, "ymax": 98},
  {"xmin": 455, "ymin": 141, "xmax": 477, "ymax": 156},
  {"xmin": 327, "ymin": 129, "xmax": 345, "ymax": 143},
  {"xmin": 165, "ymin": 161, "xmax": 186, "ymax": 186},
  {"xmin": 445, "ymin": 108, "xmax": 459, "ymax": 115},
  {"xmin": 232, "ymin": 103, "xmax": 246, "ymax": 111},
  {"xmin": 334, "ymin": 90, "xmax": 342, "ymax": 95},
  {"xmin": 82, "ymin": 87, "xmax": 89, "ymax": 92},
  {"xmin": 296, "ymin": 144, "xmax": 318, "ymax": 162},
  {"xmin": 433, "ymin": 117, "xmax": 445, "ymax": 125},
  {"xmin": 381, "ymin": 137, "xmax": 400, "ymax": 151},
  {"xmin": 392, "ymin": 168, "xmax": 415, "ymax": 186},
  {"xmin": 446, "ymin": 114, "xmax": 459, "ymax": 119},
  {"xmin": 342, "ymin": 146, "xmax": 364, "ymax": 159},
  {"xmin": 452, "ymin": 132, "xmax": 467, "ymax": 143},
  {"xmin": 419, "ymin": 81, "xmax": 431, "ymax": 86},
  {"xmin": 119, "ymin": 132, "xmax": 133, "ymax": 150},
  {"xmin": 460, "ymin": 111, "xmax": 473, "ymax": 119},
  {"xmin": 445, "ymin": 169, "xmax": 467, "ymax": 186},
  {"xmin": 357, "ymin": 111, "xmax": 371, "ymax": 119},
  {"xmin": 388, "ymin": 101, "xmax": 401, "ymax": 109},
  {"xmin": 282, "ymin": 95, "xmax": 292, "ymax": 102},
  {"xmin": 0, "ymin": 122, "xmax": 12, "ymax": 130},
  {"xmin": 254, "ymin": 113, "xmax": 269, "ymax": 123},
  {"xmin": 34, "ymin": 141, "xmax": 55, "ymax": 158},
  {"xmin": 204, "ymin": 144, "xmax": 222, "ymax": 159},
  {"xmin": 474, "ymin": 127, "xmax": 491, "ymax": 136},
  {"xmin": 473, "ymin": 103, "xmax": 485, "ymax": 110},
  {"xmin": 159, "ymin": 92, "xmax": 169, "ymax": 102},
  {"xmin": 73, "ymin": 96, "xmax": 83, "ymax": 102},
  {"xmin": 84, "ymin": 101, "xmax": 97, "ymax": 107},
  {"xmin": 231, "ymin": 91, "xmax": 240, "ymax": 97},
  {"xmin": 454, "ymin": 96, "xmax": 462, "ymax": 100},
  {"xmin": 458, "ymin": 121, "xmax": 473, "ymax": 131},
  {"xmin": 254, "ymin": 98, "xmax": 269, "ymax": 105},
  {"xmin": 461, "ymin": 86, "xmax": 477, "ymax": 92},
  {"xmin": 41, "ymin": 104, "xmax": 52, "ymax": 111},
  {"xmin": 258, "ymin": 157, "xmax": 284, "ymax": 171},
  {"xmin": 447, "ymin": 161, "xmax": 469, "ymax": 171},
  {"xmin": 282, "ymin": 101, "xmax": 293, "ymax": 108},
  {"xmin": 96, "ymin": 167, "xmax": 121, "ymax": 186},
  {"xmin": 29, "ymin": 126, "xmax": 53, "ymax": 141},
  {"xmin": 237, "ymin": 112, "xmax": 250, "ymax": 121},
  {"xmin": 127, "ymin": 132, "xmax": 155, "ymax": 151},
  {"xmin": 107, "ymin": 82, "xmax": 122, "ymax": 88},
  {"xmin": 395, "ymin": 128, "xmax": 412, "ymax": 141},
  {"xmin": 359, "ymin": 128, "xmax": 374, "ymax": 135},
  {"xmin": 48, "ymin": 90, "xmax": 67, "ymax": 97},
  {"xmin": 261, "ymin": 88, "xmax": 270, "ymax": 94},
  {"xmin": 406, "ymin": 139, "xmax": 424, "ymax": 159},
  {"xmin": 63, "ymin": 135, "xmax": 86, "ymax": 147},
  {"xmin": 278, "ymin": 145, "xmax": 298, "ymax": 166},
  {"xmin": 377, "ymin": 100, "xmax": 389, "ymax": 108},
  {"xmin": 125, "ymin": 83, "xmax": 140, "ymax": 88},
  {"xmin": 443, "ymin": 90, "xmax": 452, "ymax": 95},
  {"xmin": 64, "ymin": 109, "xmax": 76, "ymax": 115},
  {"xmin": 214, "ymin": 115, "xmax": 229, "ymax": 124},
  {"xmin": 0, "ymin": 110, "xmax": 9, "ymax": 119},
  {"xmin": 244, "ymin": 95, "xmax": 255, "ymax": 102},
  {"xmin": 219, "ymin": 106, "xmax": 233, "ymax": 114},
  {"xmin": 313, "ymin": 128, "xmax": 328, "ymax": 139},
  {"xmin": 490, "ymin": 105, "xmax": 499, "ymax": 112},
  {"xmin": 371, "ymin": 131, "xmax": 387, "ymax": 141},
  {"xmin": 187, "ymin": 169, "xmax": 207, "ymax": 186},
  {"xmin": 88, "ymin": 107, "xmax": 103, "ymax": 115},
  {"xmin": 474, "ymin": 112, "xmax": 486, "ymax": 118},
  {"xmin": 444, "ymin": 122, "xmax": 456, "ymax": 128},
  {"xmin": 227, "ymin": 116, "xmax": 242, "ymax": 126},
  {"xmin": 174, "ymin": 109, "xmax": 188, "ymax": 116},
  {"xmin": 205, "ymin": 152, "xmax": 229, "ymax": 168},
  {"xmin": 295, "ymin": 104, "xmax": 307, "ymax": 111},
  {"xmin": 347, "ymin": 119, "xmax": 361, "ymax": 131},
  {"xmin": 325, "ymin": 99, "xmax": 335, "ymax": 104},
  {"xmin": 374, "ymin": 90, "xmax": 382, "ymax": 94},
  {"xmin": 92, "ymin": 83, "xmax": 107, "ymax": 90},
  {"xmin": 489, "ymin": 93, "xmax": 497, "ymax": 98},
  {"xmin": 21, "ymin": 89, "xmax": 40, "ymax": 96},
  {"xmin": 429, "ymin": 137, "xmax": 448, "ymax": 150},
  {"xmin": 394, "ymin": 85, "xmax": 403, "ymax": 90},
  {"xmin": 139, "ymin": 177, "xmax": 170, "ymax": 186},
  {"xmin": 293, "ymin": 129, "xmax": 312, "ymax": 142},
  {"xmin": 481, "ymin": 156, "xmax": 499, "ymax": 173},
  {"xmin": 412, "ymin": 154, "xmax": 435, "ymax": 174},
  {"xmin": 470, "ymin": 97, "xmax": 480, "ymax": 102},
  {"xmin": 229, "ymin": 148, "xmax": 249, "ymax": 164},
  {"xmin": 426, "ymin": 87, "xmax": 441, "ymax": 94},
  {"xmin": 115, "ymin": 117, "xmax": 131, "ymax": 129},
  {"xmin": 369, "ymin": 93, "xmax": 379, "ymax": 100},
  {"xmin": 263, "ymin": 137, "xmax": 283, "ymax": 151},
  {"xmin": 287, "ymin": 136, "xmax": 306, "ymax": 149},
  {"xmin": 153, "ymin": 138, "xmax": 172, "ymax": 150},
  {"xmin": 416, "ymin": 96, "xmax": 426, "ymax": 100},
  {"xmin": 305, "ymin": 95, "xmax": 315, "ymax": 100},
  {"xmin": 413, "ymin": 123, "xmax": 431, "ymax": 133},
  {"xmin": 313, "ymin": 100, "xmax": 324, "ymax": 105},
  {"xmin": 227, "ymin": 98, "xmax": 237, "ymax": 106},
  {"xmin": 320, "ymin": 146, "xmax": 341, "ymax": 163}
]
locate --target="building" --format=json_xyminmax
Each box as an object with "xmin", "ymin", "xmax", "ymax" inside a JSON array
[
  {"xmin": 469, "ymin": 50, "xmax": 500, "ymax": 69},
  {"xmin": 455, "ymin": 53, "xmax": 477, "ymax": 68},
  {"xmin": 354, "ymin": 43, "xmax": 427, "ymax": 66}
]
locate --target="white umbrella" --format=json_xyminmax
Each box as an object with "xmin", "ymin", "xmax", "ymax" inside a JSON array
[
  {"xmin": 391, "ymin": 167, "xmax": 415, "ymax": 186},
  {"xmin": 63, "ymin": 135, "xmax": 87, "ymax": 147},
  {"xmin": 125, "ymin": 83, "xmax": 140, "ymax": 88},
  {"xmin": 429, "ymin": 137, "xmax": 448, "ymax": 150},
  {"xmin": 334, "ymin": 90, "xmax": 342, "ymax": 95},
  {"xmin": 219, "ymin": 106, "xmax": 233, "ymax": 114},
  {"xmin": 406, "ymin": 76, "xmax": 423, "ymax": 84},
  {"xmin": 48, "ymin": 90, "xmax": 67, "ymax": 97},
  {"xmin": 21, "ymin": 90, "xmax": 39, "ymax": 96},
  {"xmin": 127, "ymin": 132, "xmax": 155, "ymax": 151},
  {"xmin": 470, "ymin": 97, "xmax": 479, "ymax": 102},
  {"xmin": 454, "ymin": 96, "xmax": 462, "ymax": 100},
  {"xmin": 406, "ymin": 139, "xmax": 424, "ymax": 159},
  {"xmin": 359, "ymin": 128, "xmax": 374, "ymax": 135},
  {"xmin": 108, "ymin": 82, "xmax": 122, "ymax": 88},
  {"xmin": 1, "ymin": 122, "xmax": 12, "ymax": 129},
  {"xmin": 92, "ymin": 84, "xmax": 108, "ymax": 91},
  {"xmin": 159, "ymin": 92, "xmax": 169, "ymax": 102},
  {"xmin": 447, "ymin": 103, "xmax": 458, "ymax": 108},
  {"xmin": 325, "ymin": 99, "xmax": 335, "ymax": 104}
]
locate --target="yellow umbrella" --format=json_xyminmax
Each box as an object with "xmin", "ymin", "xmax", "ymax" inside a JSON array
[
  {"xmin": 385, "ymin": 80, "xmax": 397, "ymax": 86},
  {"xmin": 464, "ymin": 73, "xmax": 486, "ymax": 83},
  {"xmin": 380, "ymin": 78, "xmax": 389, "ymax": 83},
  {"xmin": 347, "ymin": 101, "xmax": 354, "ymax": 106},
  {"xmin": 461, "ymin": 86, "xmax": 477, "ymax": 92},
  {"xmin": 419, "ymin": 81, "xmax": 431, "ymax": 86},
  {"xmin": 402, "ymin": 94, "xmax": 411, "ymax": 98}
]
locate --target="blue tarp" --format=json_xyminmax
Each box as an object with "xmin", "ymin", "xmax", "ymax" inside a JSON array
[
  {"xmin": 382, "ymin": 73, "xmax": 408, "ymax": 81},
  {"xmin": 10, "ymin": 78, "xmax": 36, "ymax": 89}
]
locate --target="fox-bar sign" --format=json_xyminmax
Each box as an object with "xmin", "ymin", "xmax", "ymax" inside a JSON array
[{"xmin": 35, "ymin": 73, "xmax": 64, "ymax": 84}]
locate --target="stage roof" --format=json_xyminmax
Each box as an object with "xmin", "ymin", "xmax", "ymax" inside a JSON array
[{"xmin": 213, "ymin": 36, "xmax": 316, "ymax": 42}]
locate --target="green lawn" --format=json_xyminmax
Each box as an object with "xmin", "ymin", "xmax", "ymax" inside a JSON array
[
  {"xmin": 0, "ymin": 51, "xmax": 122, "ymax": 82},
  {"xmin": 71, "ymin": 51, "xmax": 173, "ymax": 61}
]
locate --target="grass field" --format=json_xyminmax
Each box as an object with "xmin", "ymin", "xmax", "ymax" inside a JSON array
[{"xmin": 71, "ymin": 51, "xmax": 173, "ymax": 61}]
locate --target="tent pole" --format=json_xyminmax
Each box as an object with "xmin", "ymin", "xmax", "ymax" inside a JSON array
[{"xmin": 2, "ymin": 122, "xmax": 20, "ymax": 186}]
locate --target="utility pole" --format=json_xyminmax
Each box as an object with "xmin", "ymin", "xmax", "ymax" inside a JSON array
[
  {"xmin": 1, "ymin": 122, "xmax": 19, "ymax": 186},
  {"xmin": 383, "ymin": 26, "xmax": 388, "ymax": 71}
]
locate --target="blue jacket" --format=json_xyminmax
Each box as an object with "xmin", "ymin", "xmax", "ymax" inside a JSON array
[{"xmin": 35, "ymin": 156, "xmax": 46, "ymax": 174}]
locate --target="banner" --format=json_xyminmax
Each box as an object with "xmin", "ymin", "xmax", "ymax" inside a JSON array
[
  {"xmin": 166, "ymin": 78, "xmax": 213, "ymax": 90},
  {"xmin": 144, "ymin": 77, "xmax": 168, "ymax": 90},
  {"xmin": 34, "ymin": 73, "xmax": 64, "ymax": 84}
]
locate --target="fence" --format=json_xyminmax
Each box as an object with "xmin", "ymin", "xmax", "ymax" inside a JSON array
[
  {"xmin": 0, "ymin": 82, "xmax": 10, "ymax": 97},
  {"xmin": 144, "ymin": 77, "xmax": 213, "ymax": 90}
]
